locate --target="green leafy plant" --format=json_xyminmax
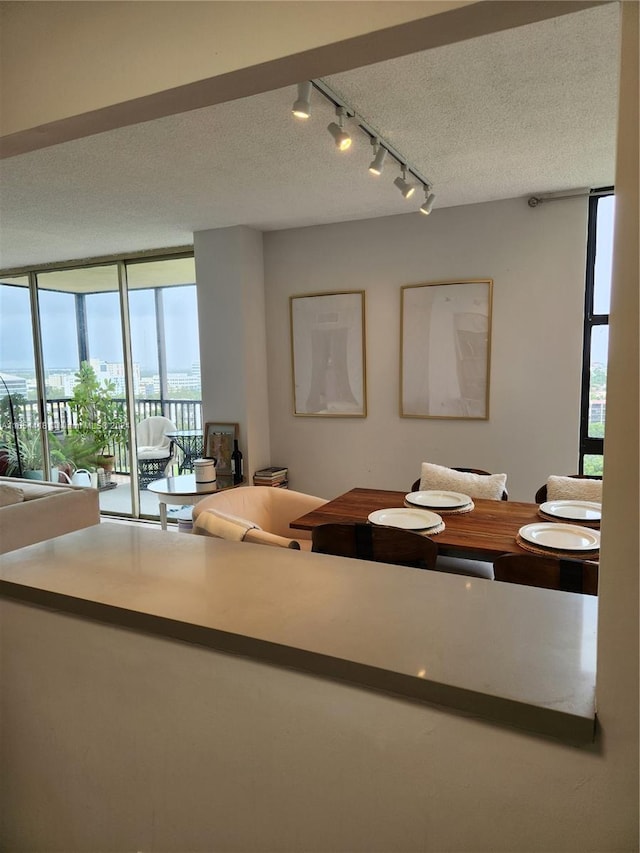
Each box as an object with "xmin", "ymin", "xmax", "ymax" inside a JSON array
[
  {"xmin": 5, "ymin": 430, "xmax": 43, "ymax": 476},
  {"xmin": 49, "ymin": 431, "xmax": 102, "ymax": 472},
  {"xmin": 69, "ymin": 362, "xmax": 128, "ymax": 459}
]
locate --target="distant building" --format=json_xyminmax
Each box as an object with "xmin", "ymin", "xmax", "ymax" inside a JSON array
[{"xmin": 0, "ymin": 372, "xmax": 28, "ymax": 397}]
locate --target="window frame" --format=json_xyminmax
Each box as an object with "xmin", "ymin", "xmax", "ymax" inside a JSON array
[{"xmin": 579, "ymin": 187, "xmax": 613, "ymax": 473}]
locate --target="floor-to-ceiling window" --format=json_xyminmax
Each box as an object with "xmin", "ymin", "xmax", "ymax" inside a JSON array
[
  {"xmin": 0, "ymin": 276, "xmax": 40, "ymax": 478},
  {"xmin": 0, "ymin": 252, "xmax": 200, "ymax": 522},
  {"xmin": 580, "ymin": 189, "xmax": 614, "ymax": 475},
  {"xmin": 37, "ymin": 264, "xmax": 133, "ymax": 515}
]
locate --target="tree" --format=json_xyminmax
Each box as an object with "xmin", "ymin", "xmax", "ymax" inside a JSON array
[{"xmin": 69, "ymin": 362, "xmax": 128, "ymax": 458}]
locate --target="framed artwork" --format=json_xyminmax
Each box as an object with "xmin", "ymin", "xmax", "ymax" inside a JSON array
[
  {"xmin": 204, "ymin": 422, "xmax": 238, "ymax": 474},
  {"xmin": 289, "ymin": 290, "xmax": 367, "ymax": 417},
  {"xmin": 401, "ymin": 279, "xmax": 493, "ymax": 419}
]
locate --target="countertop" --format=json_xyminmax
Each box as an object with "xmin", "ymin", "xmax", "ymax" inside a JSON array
[{"xmin": 0, "ymin": 523, "xmax": 597, "ymax": 743}]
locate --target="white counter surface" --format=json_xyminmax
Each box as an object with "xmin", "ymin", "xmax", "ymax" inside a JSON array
[{"xmin": 0, "ymin": 523, "xmax": 597, "ymax": 743}]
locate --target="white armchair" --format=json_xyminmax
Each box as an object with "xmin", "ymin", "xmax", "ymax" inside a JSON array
[
  {"xmin": 136, "ymin": 416, "xmax": 177, "ymax": 487},
  {"xmin": 193, "ymin": 486, "xmax": 328, "ymax": 550}
]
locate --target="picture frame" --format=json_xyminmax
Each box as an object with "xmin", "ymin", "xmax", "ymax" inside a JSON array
[
  {"xmin": 204, "ymin": 422, "xmax": 239, "ymax": 474},
  {"xmin": 400, "ymin": 279, "xmax": 493, "ymax": 419},
  {"xmin": 289, "ymin": 290, "xmax": 367, "ymax": 417}
]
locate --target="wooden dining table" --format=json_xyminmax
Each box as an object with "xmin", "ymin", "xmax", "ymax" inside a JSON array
[{"xmin": 290, "ymin": 487, "xmax": 551, "ymax": 561}]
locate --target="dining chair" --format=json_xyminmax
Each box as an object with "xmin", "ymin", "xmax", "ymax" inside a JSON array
[
  {"xmin": 534, "ymin": 474, "xmax": 602, "ymax": 504},
  {"xmin": 411, "ymin": 466, "xmax": 508, "ymax": 501},
  {"xmin": 493, "ymin": 553, "xmax": 598, "ymax": 595},
  {"xmin": 312, "ymin": 522, "xmax": 438, "ymax": 571}
]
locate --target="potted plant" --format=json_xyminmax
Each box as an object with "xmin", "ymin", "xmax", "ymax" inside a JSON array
[
  {"xmin": 69, "ymin": 362, "xmax": 128, "ymax": 472},
  {"xmin": 49, "ymin": 431, "xmax": 102, "ymax": 481},
  {"xmin": 5, "ymin": 430, "xmax": 44, "ymax": 479}
]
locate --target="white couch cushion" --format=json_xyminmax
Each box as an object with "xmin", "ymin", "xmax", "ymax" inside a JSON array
[
  {"xmin": 419, "ymin": 462, "xmax": 507, "ymax": 501},
  {"xmin": 0, "ymin": 483, "xmax": 24, "ymax": 508}
]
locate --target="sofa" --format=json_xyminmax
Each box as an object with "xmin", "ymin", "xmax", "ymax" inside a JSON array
[{"xmin": 0, "ymin": 476, "xmax": 101, "ymax": 556}]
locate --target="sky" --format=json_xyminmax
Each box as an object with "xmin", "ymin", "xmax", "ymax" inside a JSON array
[{"xmin": 0, "ymin": 285, "xmax": 201, "ymax": 373}]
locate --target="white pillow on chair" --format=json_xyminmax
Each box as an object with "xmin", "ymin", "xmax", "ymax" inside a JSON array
[
  {"xmin": 546, "ymin": 476, "xmax": 602, "ymax": 502},
  {"xmin": 419, "ymin": 462, "xmax": 507, "ymax": 501}
]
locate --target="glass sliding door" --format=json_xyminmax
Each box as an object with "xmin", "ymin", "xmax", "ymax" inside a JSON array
[
  {"xmin": 1, "ymin": 252, "xmax": 200, "ymax": 522},
  {"xmin": 126, "ymin": 256, "xmax": 201, "ymax": 519},
  {"xmin": 37, "ymin": 266, "xmax": 133, "ymax": 515},
  {"xmin": 0, "ymin": 275, "xmax": 42, "ymax": 479}
]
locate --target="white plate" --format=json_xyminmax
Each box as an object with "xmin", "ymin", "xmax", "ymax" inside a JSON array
[
  {"xmin": 404, "ymin": 490, "xmax": 471, "ymax": 509},
  {"xmin": 368, "ymin": 507, "xmax": 443, "ymax": 530},
  {"xmin": 519, "ymin": 523, "xmax": 600, "ymax": 551},
  {"xmin": 540, "ymin": 500, "xmax": 601, "ymax": 522}
]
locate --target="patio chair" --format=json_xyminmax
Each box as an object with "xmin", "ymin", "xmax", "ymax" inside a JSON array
[{"xmin": 136, "ymin": 416, "xmax": 177, "ymax": 487}]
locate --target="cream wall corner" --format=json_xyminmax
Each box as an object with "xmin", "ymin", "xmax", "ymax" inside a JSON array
[{"xmin": 194, "ymin": 226, "xmax": 271, "ymax": 479}]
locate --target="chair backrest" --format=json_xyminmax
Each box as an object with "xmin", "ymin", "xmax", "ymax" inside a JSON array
[
  {"xmin": 534, "ymin": 474, "xmax": 603, "ymax": 504},
  {"xmin": 192, "ymin": 486, "xmax": 327, "ymax": 541},
  {"xmin": 136, "ymin": 416, "xmax": 176, "ymax": 450},
  {"xmin": 493, "ymin": 554, "xmax": 598, "ymax": 595},
  {"xmin": 411, "ymin": 467, "xmax": 508, "ymax": 501},
  {"xmin": 312, "ymin": 522, "xmax": 438, "ymax": 571}
]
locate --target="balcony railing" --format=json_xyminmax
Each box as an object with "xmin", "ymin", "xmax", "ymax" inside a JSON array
[{"xmin": 8, "ymin": 397, "xmax": 202, "ymax": 475}]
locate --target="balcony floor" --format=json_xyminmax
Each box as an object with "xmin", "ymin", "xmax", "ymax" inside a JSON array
[{"xmin": 99, "ymin": 473, "xmax": 192, "ymax": 525}]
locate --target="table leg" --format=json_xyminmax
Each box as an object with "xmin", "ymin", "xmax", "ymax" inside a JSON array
[{"xmin": 159, "ymin": 500, "xmax": 168, "ymax": 531}]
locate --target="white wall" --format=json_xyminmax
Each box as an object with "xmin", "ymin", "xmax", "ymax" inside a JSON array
[
  {"xmin": 195, "ymin": 226, "xmax": 271, "ymax": 478},
  {"xmin": 264, "ymin": 196, "xmax": 588, "ymax": 501}
]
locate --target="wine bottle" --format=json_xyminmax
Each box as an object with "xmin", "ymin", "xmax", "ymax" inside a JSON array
[{"xmin": 231, "ymin": 440, "xmax": 243, "ymax": 484}]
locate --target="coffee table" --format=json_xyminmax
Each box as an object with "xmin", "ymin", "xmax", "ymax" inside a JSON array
[{"xmin": 148, "ymin": 473, "xmax": 234, "ymax": 530}]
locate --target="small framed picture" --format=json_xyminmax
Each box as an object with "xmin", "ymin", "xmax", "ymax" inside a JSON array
[
  {"xmin": 289, "ymin": 290, "xmax": 367, "ymax": 417},
  {"xmin": 204, "ymin": 422, "xmax": 238, "ymax": 474}
]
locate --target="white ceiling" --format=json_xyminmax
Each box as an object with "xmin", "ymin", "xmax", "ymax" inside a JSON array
[{"xmin": 0, "ymin": 3, "xmax": 620, "ymax": 272}]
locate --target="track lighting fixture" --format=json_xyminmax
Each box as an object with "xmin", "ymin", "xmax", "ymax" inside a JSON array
[
  {"xmin": 368, "ymin": 140, "xmax": 387, "ymax": 175},
  {"xmin": 291, "ymin": 79, "xmax": 435, "ymax": 216},
  {"xmin": 327, "ymin": 106, "xmax": 352, "ymax": 151},
  {"xmin": 292, "ymin": 82, "xmax": 312, "ymax": 119},
  {"xmin": 420, "ymin": 186, "xmax": 436, "ymax": 215},
  {"xmin": 394, "ymin": 165, "xmax": 416, "ymax": 200}
]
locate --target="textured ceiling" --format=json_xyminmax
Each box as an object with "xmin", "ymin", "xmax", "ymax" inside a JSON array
[{"xmin": 0, "ymin": 4, "xmax": 620, "ymax": 271}]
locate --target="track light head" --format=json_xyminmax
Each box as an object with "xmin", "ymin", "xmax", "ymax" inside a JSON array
[
  {"xmin": 394, "ymin": 165, "xmax": 416, "ymax": 200},
  {"xmin": 327, "ymin": 106, "xmax": 352, "ymax": 151},
  {"xmin": 368, "ymin": 141, "xmax": 387, "ymax": 175},
  {"xmin": 292, "ymin": 82, "xmax": 312, "ymax": 119},
  {"xmin": 420, "ymin": 188, "xmax": 436, "ymax": 215}
]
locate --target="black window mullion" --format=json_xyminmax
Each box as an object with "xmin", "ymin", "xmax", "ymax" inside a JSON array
[{"xmin": 579, "ymin": 189, "xmax": 612, "ymax": 475}]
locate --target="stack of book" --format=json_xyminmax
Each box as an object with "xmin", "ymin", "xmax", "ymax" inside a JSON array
[{"xmin": 253, "ymin": 466, "xmax": 289, "ymax": 488}]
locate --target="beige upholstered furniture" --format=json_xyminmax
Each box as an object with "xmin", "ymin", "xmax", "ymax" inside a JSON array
[
  {"xmin": 193, "ymin": 509, "xmax": 302, "ymax": 549},
  {"xmin": 0, "ymin": 476, "xmax": 100, "ymax": 555},
  {"xmin": 192, "ymin": 486, "xmax": 328, "ymax": 551}
]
